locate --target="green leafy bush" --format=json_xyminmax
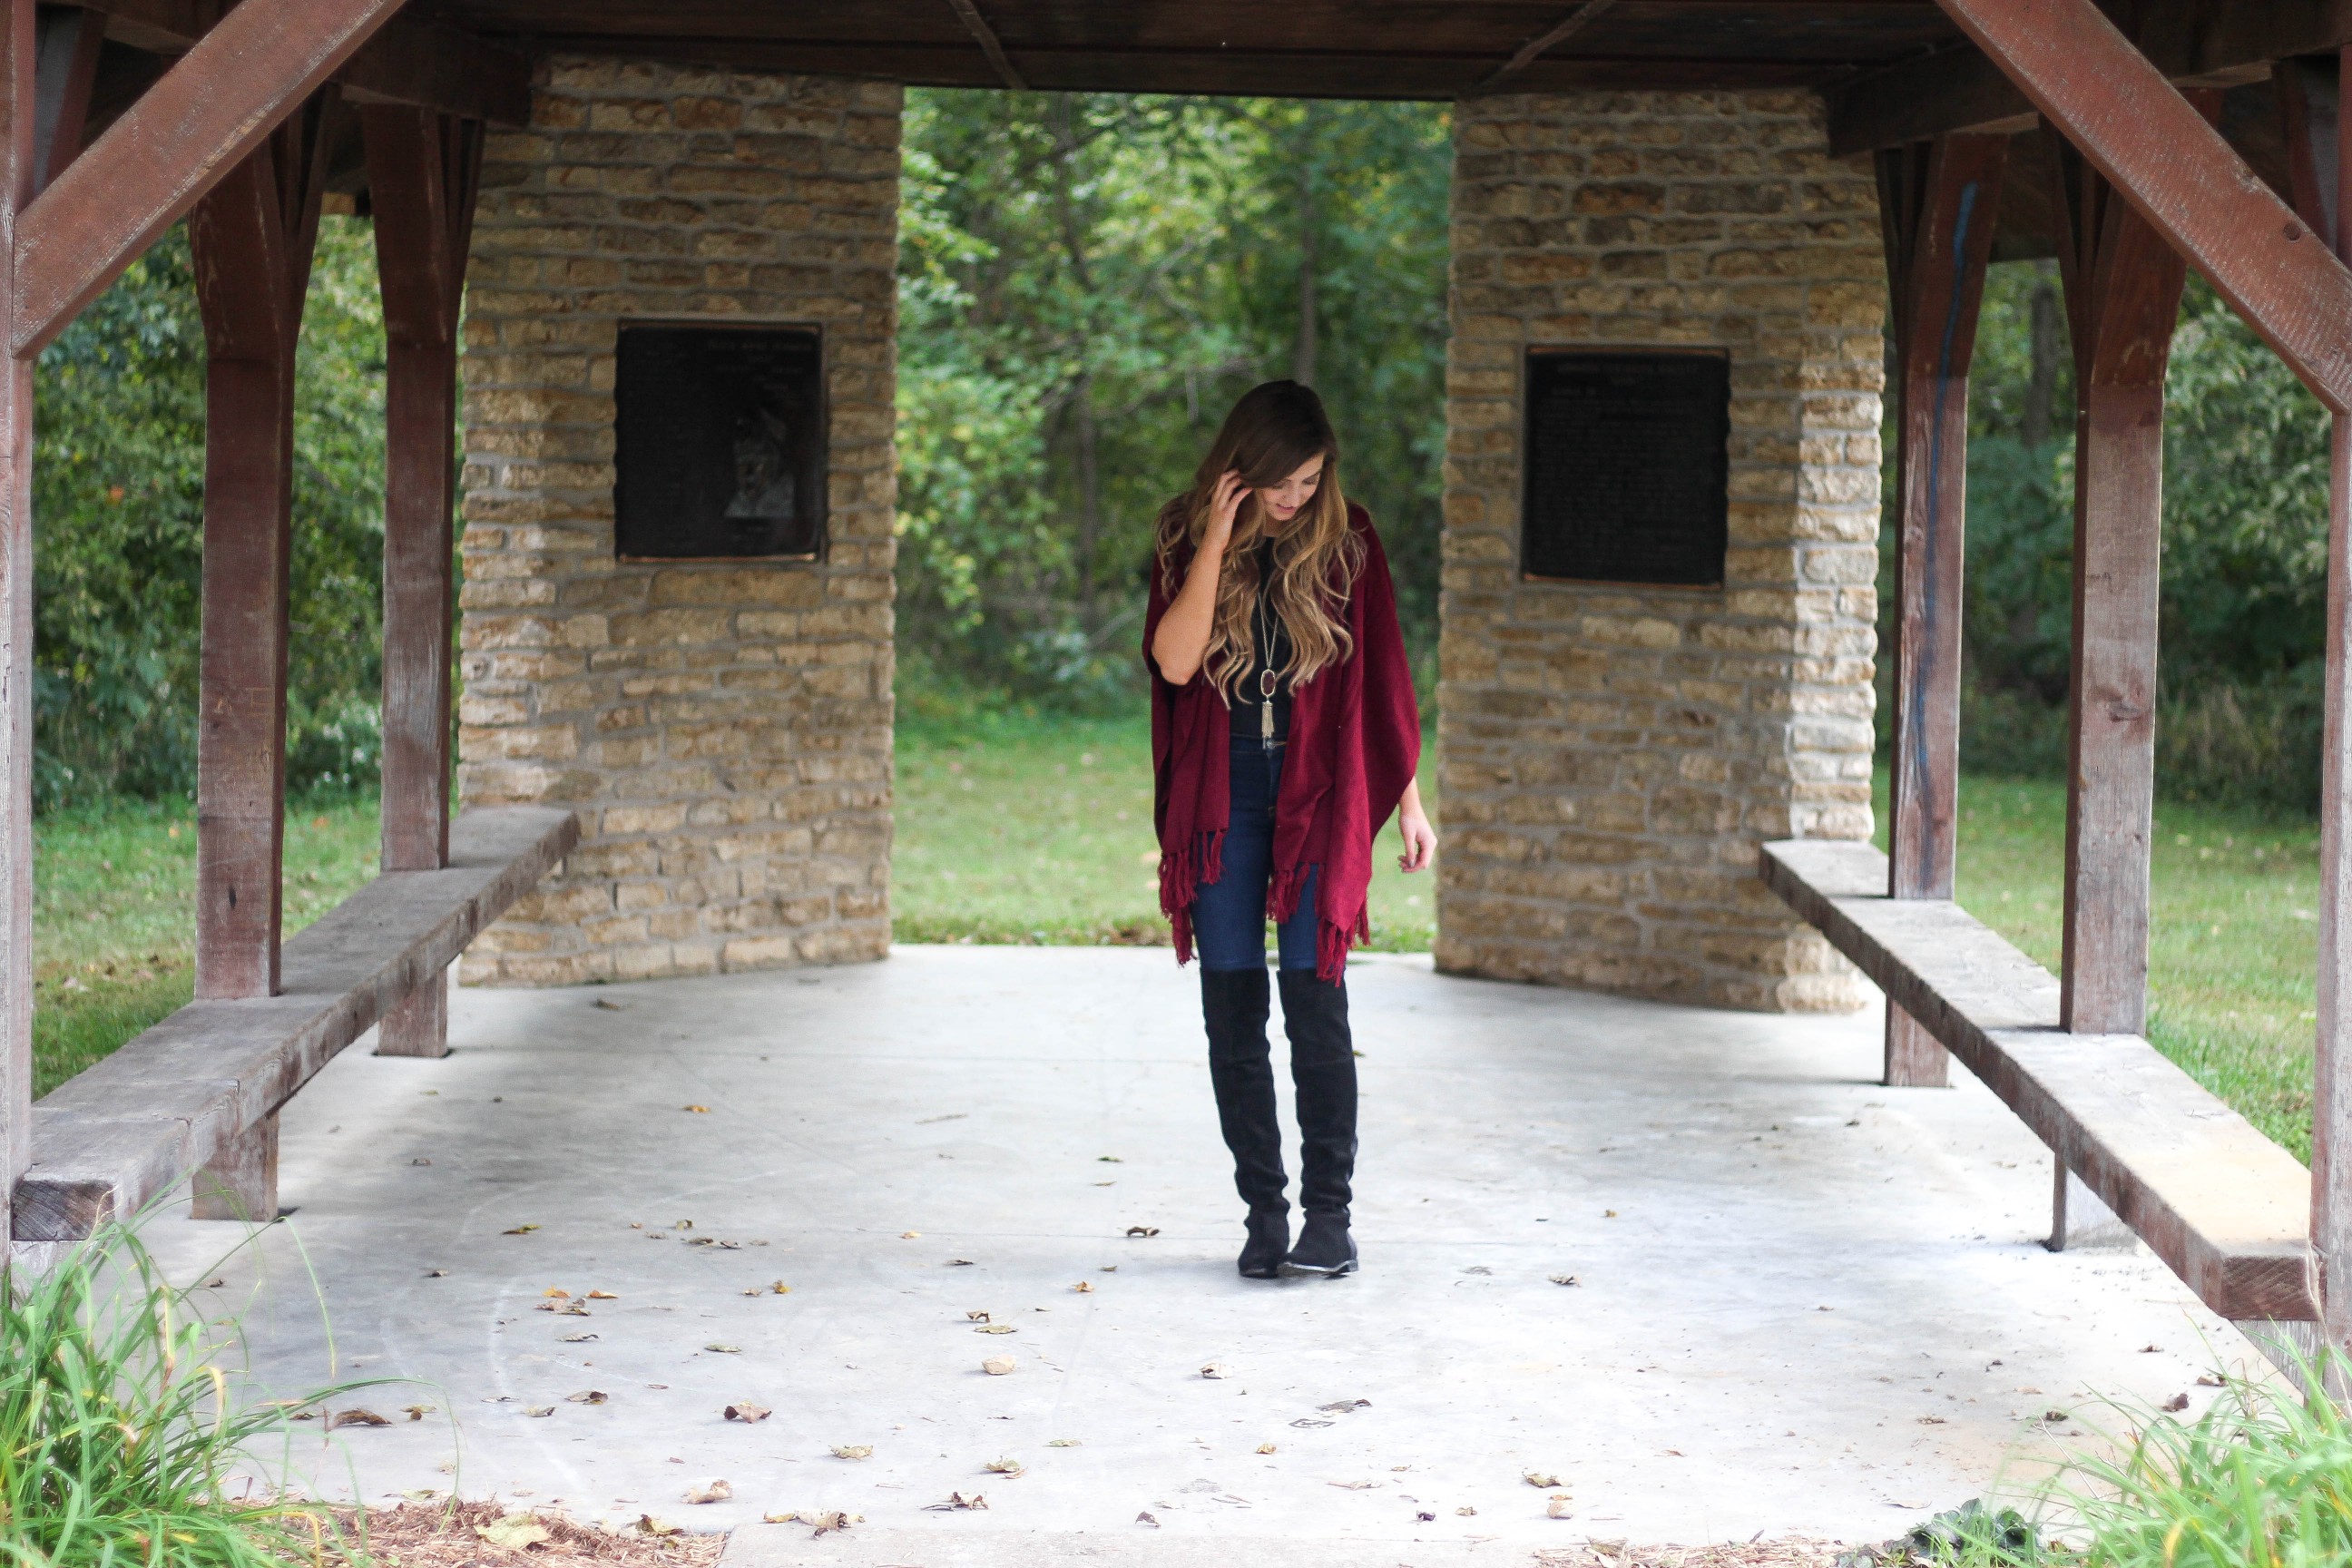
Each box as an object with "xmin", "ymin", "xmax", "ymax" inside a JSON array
[{"xmin": 0, "ymin": 1217, "xmax": 377, "ymax": 1568}]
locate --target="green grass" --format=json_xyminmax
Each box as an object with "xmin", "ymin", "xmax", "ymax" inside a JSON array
[
  {"xmin": 32, "ymin": 795, "xmax": 379, "ymax": 1097},
  {"xmin": 1875, "ymin": 770, "xmax": 2319, "ymax": 1162},
  {"xmin": 892, "ymin": 710, "xmax": 1440, "ymax": 952}
]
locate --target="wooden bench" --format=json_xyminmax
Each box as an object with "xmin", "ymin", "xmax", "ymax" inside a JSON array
[
  {"xmin": 1762, "ymin": 838, "xmax": 2317, "ymax": 1327},
  {"xmin": 14, "ymin": 806, "xmax": 578, "ymax": 1241}
]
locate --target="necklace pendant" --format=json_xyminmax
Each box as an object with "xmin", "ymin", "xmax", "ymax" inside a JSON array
[{"xmin": 1260, "ymin": 699, "xmax": 1273, "ymax": 742}]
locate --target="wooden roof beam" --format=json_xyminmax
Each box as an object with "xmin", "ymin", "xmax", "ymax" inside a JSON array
[
  {"xmin": 11, "ymin": 0, "xmax": 407, "ymax": 358},
  {"xmin": 1831, "ymin": 0, "xmax": 2352, "ymax": 156},
  {"xmin": 69, "ymin": 0, "xmax": 528, "ymax": 126},
  {"xmin": 1924, "ymin": 1, "xmax": 2352, "ymax": 404}
]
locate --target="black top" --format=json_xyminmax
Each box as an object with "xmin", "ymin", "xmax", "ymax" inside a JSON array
[{"xmin": 1236, "ymin": 544, "xmax": 1293, "ymax": 745}]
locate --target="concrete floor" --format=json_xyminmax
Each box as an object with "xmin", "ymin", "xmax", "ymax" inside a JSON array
[{"xmin": 141, "ymin": 946, "xmax": 2265, "ymax": 1564}]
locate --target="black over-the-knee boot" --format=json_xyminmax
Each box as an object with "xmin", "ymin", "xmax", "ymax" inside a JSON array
[
  {"xmin": 1201, "ymin": 966, "xmax": 1289, "ymax": 1278},
  {"xmin": 1278, "ymin": 968, "xmax": 1358, "ymax": 1276}
]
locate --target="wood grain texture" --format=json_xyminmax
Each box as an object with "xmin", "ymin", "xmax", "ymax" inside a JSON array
[
  {"xmin": 1762, "ymin": 838, "xmax": 2320, "ymax": 1323},
  {"xmin": 15, "ymin": 807, "xmax": 577, "ymax": 1240},
  {"xmin": 0, "ymin": 0, "xmax": 29, "ymax": 1250},
  {"xmin": 31, "ymin": 6, "xmax": 102, "ymax": 194},
  {"xmin": 189, "ymin": 99, "xmax": 336, "ymax": 1001},
  {"xmin": 188, "ymin": 1109, "xmax": 275, "ymax": 1220},
  {"xmin": 10, "ymin": 0, "xmax": 401, "ymax": 358},
  {"xmin": 2047, "ymin": 130, "xmax": 2190, "ymax": 1038},
  {"xmin": 374, "ymin": 970, "xmax": 446, "ymax": 1058}
]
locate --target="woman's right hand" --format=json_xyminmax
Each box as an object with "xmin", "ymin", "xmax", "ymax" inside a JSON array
[{"xmin": 1204, "ymin": 469, "xmax": 1250, "ymax": 554}]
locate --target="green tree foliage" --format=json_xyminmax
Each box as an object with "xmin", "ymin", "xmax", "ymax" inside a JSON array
[
  {"xmin": 32, "ymin": 219, "xmax": 387, "ymax": 808},
  {"xmin": 896, "ymin": 90, "xmax": 1450, "ymax": 714},
  {"xmin": 1898, "ymin": 260, "xmax": 2337, "ymax": 810}
]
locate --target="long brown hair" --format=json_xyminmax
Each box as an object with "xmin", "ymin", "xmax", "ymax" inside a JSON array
[{"xmin": 1153, "ymin": 381, "xmax": 1365, "ymax": 702}]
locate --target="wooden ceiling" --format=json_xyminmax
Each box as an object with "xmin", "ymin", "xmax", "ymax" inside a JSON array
[{"xmin": 419, "ymin": 0, "xmax": 1967, "ymax": 102}]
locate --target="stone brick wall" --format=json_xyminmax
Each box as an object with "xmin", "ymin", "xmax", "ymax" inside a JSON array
[
  {"xmin": 456, "ymin": 60, "xmax": 899, "ymax": 986},
  {"xmin": 1436, "ymin": 90, "xmax": 1880, "ymax": 1012}
]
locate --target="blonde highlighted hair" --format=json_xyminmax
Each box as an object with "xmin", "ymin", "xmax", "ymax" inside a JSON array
[{"xmin": 1153, "ymin": 380, "xmax": 1365, "ymax": 703}]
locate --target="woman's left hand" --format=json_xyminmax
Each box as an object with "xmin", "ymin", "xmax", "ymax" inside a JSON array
[{"xmin": 1396, "ymin": 803, "xmax": 1437, "ymax": 873}]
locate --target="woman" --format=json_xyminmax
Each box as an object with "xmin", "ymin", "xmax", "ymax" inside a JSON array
[{"xmin": 1143, "ymin": 380, "xmax": 1435, "ymax": 1281}]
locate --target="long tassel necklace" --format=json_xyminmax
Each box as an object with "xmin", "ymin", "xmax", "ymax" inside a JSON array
[{"xmin": 1256, "ymin": 561, "xmax": 1279, "ymax": 743}]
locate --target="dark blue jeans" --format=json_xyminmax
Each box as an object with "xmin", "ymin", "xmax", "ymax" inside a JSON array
[{"xmin": 1194, "ymin": 738, "xmax": 1321, "ymax": 972}]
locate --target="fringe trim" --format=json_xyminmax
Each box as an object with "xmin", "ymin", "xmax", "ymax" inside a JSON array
[
  {"xmin": 1158, "ymin": 828, "xmax": 1224, "ymax": 967},
  {"xmin": 1316, "ymin": 903, "xmax": 1372, "ymax": 984},
  {"xmin": 1265, "ymin": 860, "xmax": 1310, "ymax": 925}
]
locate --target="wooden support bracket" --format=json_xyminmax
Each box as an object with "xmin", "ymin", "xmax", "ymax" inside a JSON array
[
  {"xmin": 1934, "ymin": 0, "xmax": 2352, "ymax": 416},
  {"xmin": 1877, "ymin": 132, "xmax": 2008, "ymax": 1089}
]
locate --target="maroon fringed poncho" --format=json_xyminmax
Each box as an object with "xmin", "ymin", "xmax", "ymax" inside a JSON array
[{"xmin": 1142, "ymin": 504, "xmax": 1422, "ymax": 981}]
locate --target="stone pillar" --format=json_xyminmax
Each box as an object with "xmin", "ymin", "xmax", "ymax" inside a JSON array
[
  {"xmin": 1437, "ymin": 90, "xmax": 1880, "ymax": 1012},
  {"xmin": 456, "ymin": 61, "xmax": 898, "ymax": 985}
]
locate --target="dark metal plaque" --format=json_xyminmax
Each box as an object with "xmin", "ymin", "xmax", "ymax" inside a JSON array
[
  {"xmin": 1520, "ymin": 348, "xmax": 1730, "ymax": 588},
  {"xmin": 614, "ymin": 322, "xmax": 826, "ymax": 560}
]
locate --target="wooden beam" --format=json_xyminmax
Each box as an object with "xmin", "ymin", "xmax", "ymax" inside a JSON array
[
  {"xmin": 1474, "ymin": 0, "xmax": 1618, "ymax": 93},
  {"xmin": 364, "ymin": 102, "xmax": 478, "ymax": 1058},
  {"xmin": 2294, "ymin": 43, "xmax": 2352, "ymax": 1370},
  {"xmin": 940, "ymin": 0, "xmax": 1024, "ymax": 93},
  {"xmin": 0, "ymin": 0, "xmax": 33, "ymax": 1255},
  {"xmin": 189, "ymin": 92, "xmax": 335, "ymax": 1003},
  {"xmin": 32, "ymin": 6, "xmax": 102, "ymax": 193},
  {"xmin": 1877, "ymin": 131, "xmax": 2009, "ymax": 1087},
  {"xmin": 1931, "ymin": 0, "xmax": 2352, "ymax": 419},
  {"xmin": 1833, "ymin": 0, "xmax": 2352, "ymax": 156},
  {"xmin": 10, "ymin": 0, "xmax": 402, "ymax": 359},
  {"xmin": 2046, "ymin": 124, "xmax": 2192, "ymax": 1037}
]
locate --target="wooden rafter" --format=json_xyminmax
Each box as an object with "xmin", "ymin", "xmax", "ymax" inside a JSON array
[
  {"xmin": 11, "ymin": 0, "xmax": 405, "ymax": 359},
  {"xmin": 941, "ymin": 0, "xmax": 1024, "ymax": 93},
  {"xmin": 1474, "ymin": 0, "xmax": 1619, "ymax": 93},
  {"xmin": 1833, "ymin": 2, "xmax": 2352, "ymax": 156},
  {"xmin": 31, "ymin": 7, "xmax": 102, "ymax": 194},
  {"xmin": 1932, "ymin": 0, "xmax": 2352, "ymax": 417}
]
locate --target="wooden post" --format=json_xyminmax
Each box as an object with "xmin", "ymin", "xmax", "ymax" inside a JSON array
[
  {"xmin": 2045, "ymin": 123, "xmax": 2193, "ymax": 1040},
  {"xmin": 1875, "ymin": 132, "xmax": 2008, "ymax": 1088},
  {"xmin": 365, "ymin": 104, "xmax": 478, "ymax": 1058},
  {"xmin": 0, "ymin": 0, "xmax": 34, "ymax": 1253},
  {"xmin": 190, "ymin": 1111, "xmax": 279, "ymax": 1221},
  {"xmin": 185, "ymin": 95, "xmax": 336, "ymax": 1214},
  {"xmin": 2290, "ymin": 46, "xmax": 2352, "ymax": 1362}
]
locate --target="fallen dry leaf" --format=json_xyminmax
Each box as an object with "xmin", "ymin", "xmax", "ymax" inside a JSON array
[
  {"xmin": 946, "ymin": 1258, "xmax": 975, "ymax": 1267},
  {"xmin": 566, "ymin": 1390, "xmax": 608, "ymax": 1405},
  {"xmin": 984, "ymin": 1457, "xmax": 1024, "ymax": 1477},
  {"xmin": 982, "ymin": 1355, "xmax": 1016, "ymax": 1376},
  {"xmin": 682, "ymin": 1478, "xmax": 731, "ymax": 1504},
  {"xmin": 591, "ymin": 998, "xmax": 626, "ymax": 1011},
  {"xmin": 401, "ymin": 1405, "xmax": 436, "ymax": 1421},
  {"xmin": 1329, "ymin": 1480, "xmax": 1378, "ymax": 1491},
  {"xmin": 1524, "ymin": 1471, "xmax": 1563, "ymax": 1488},
  {"xmin": 682, "ymin": 1105, "xmax": 710, "ymax": 1114},
  {"xmin": 559, "ymin": 1332, "xmax": 598, "ymax": 1343},
  {"xmin": 1125, "ymin": 1226, "xmax": 1160, "ymax": 1238},
  {"xmin": 543, "ymin": 1288, "xmax": 570, "ymax": 1298},
  {"xmin": 1549, "ymin": 1274, "xmax": 1581, "ymax": 1287},
  {"xmin": 725, "ymin": 1402, "xmax": 770, "ymax": 1423},
  {"xmin": 1200, "ymin": 1363, "xmax": 1231, "ymax": 1380},
  {"xmin": 524, "ymin": 1406, "xmax": 554, "ymax": 1418},
  {"xmin": 2198, "ymin": 1373, "xmax": 2225, "ymax": 1387},
  {"xmin": 704, "ymin": 1343, "xmax": 741, "ymax": 1354},
  {"xmin": 588, "ymin": 1289, "xmax": 618, "ymax": 1299},
  {"xmin": 2163, "ymin": 1392, "xmax": 2191, "ymax": 1412},
  {"xmin": 1047, "ymin": 1439, "xmax": 1081, "ymax": 1448},
  {"xmin": 1548, "ymin": 1494, "xmax": 1576, "ymax": 1519},
  {"xmin": 503, "ymin": 1224, "xmax": 541, "ymax": 1235},
  {"xmin": 831, "ymin": 1445, "xmax": 873, "ymax": 1460},
  {"xmin": 1072, "ymin": 1280, "xmax": 1094, "ymax": 1293},
  {"xmin": 967, "ymin": 1310, "xmax": 991, "ymax": 1322},
  {"xmin": 425, "ymin": 1269, "xmax": 448, "ymax": 1278},
  {"xmin": 1135, "ymin": 1511, "xmax": 1160, "ymax": 1527},
  {"xmin": 769, "ymin": 1281, "xmax": 790, "ymax": 1294},
  {"xmin": 975, "ymin": 1323, "xmax": 1014, "ymax": 1335},
  {"xmin": 1256, "ymin": 1443, "xmax": 1277, "ymax": 1455},
  {"xmin": 2141, "ymin": 1343, "xmax": 2163, "ymax": 1353},
  {"xmin": 924, "ymin": 1492, "xmax": 989, "ymax": 1511},
  {"xmin": 801, "ymin": 1511, "xmax": 859, "ymax": 1536},
  {"xmin": 901, "ymin": 1230, "xmax": 921, "ymax": 1239},
  {"xmin": 329, "ymin": 1409, "xmax": 391, "ymax": 1429},
  {"xmin": 1457, "ymin": 1505, "xmax": 1477, "ymax": 1516},
  {"xmin": 400, "ymin": 1489, "xmax": 439, "ymax": 1502},
  {"xmin": 1320, "ymin": 1399, "xmax": 1371, "ymax": 1413},
  {"xmin": 635, "ymin": 1515, "xmax": 681, "ymax": 1537},
  {"xmin": 475, "ymin": 1514, "xmax": 552, "ymax": 1551}
]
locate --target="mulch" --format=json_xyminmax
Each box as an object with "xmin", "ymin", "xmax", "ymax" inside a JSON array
[{"xmin": 310, "ymin": 1501, "xmax": 725, "ymax": 1568}]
